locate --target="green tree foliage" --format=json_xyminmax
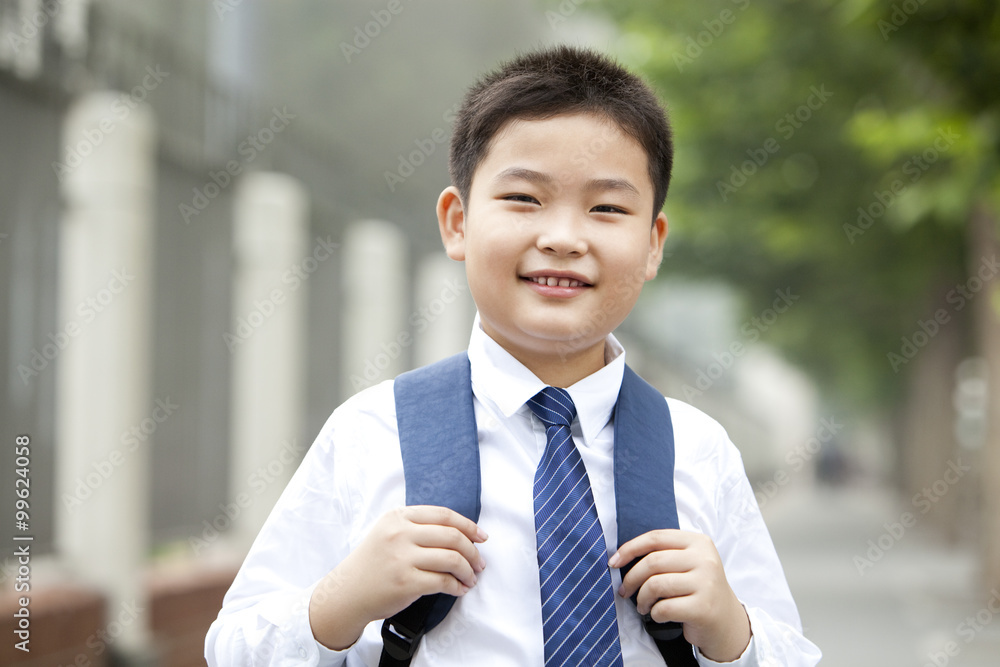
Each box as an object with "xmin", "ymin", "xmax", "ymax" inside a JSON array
[{"xmin": 590, "ymin": 0, "xmax": 995, "ymax": 412}]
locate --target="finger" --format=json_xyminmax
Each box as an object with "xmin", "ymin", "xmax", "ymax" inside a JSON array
[
  {"xmin": 412, "ymin": 523, "xmax": 486, "ymax": 573},
  {"xmin": 634, "ymin": 571, "xmax": 698, "ymax": 616},
  {"xmin": 647, "ymin": 592, "xmax": 696, "ymax": 626},
  {"xmin": 609, "ymin": 529, "xmax": 694, "ymax": 568},
  {"xmin": 405, "ymin": 505, "xmax": 489, "ymax": 543},
  {"xmin": 414, "ymin": 569, "xmax": 473, "ymax": 599},
  {"xmin": 618, "ymin": 549, "xmax": 696, "ymax": 600},
  {"xmin": 412, "ymin": 546, "xmax": 480, "ymax": 589}
]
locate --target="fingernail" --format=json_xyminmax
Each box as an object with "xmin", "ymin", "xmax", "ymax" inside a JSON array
[
  {"xmin": 479, "ymin": 557, "xmax": 487, "ymax": 572},
  {"xmin": 477, "ymin": 527, "xmax": 489, "ymax": 542},
  {"xmin": 608, "ymin": 552, "xmax": 620, "ymax": 568},
  {"xmin": 617, "ymin": 584, "xmax": 625, "ymax": 597}
]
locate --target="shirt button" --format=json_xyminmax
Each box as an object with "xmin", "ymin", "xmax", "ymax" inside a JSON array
[{"xmin": 298, "ymin": 647, "xmax": 307, "ymax": 658}]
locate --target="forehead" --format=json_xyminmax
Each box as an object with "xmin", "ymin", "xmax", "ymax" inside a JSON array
[{"xmin": 474, "ymin": 112, "xmax": 652, "ymax": 189}]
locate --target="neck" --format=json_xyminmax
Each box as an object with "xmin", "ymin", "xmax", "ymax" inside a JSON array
[{"xmin": 483, "ymin": 327, "xmax": 608, "ymax": 387}]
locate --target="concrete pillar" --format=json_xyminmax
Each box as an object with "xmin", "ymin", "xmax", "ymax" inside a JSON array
[
  {"xmin": 228, "ymin": 172, "xmax": 309, "ymax": 551},
  {"xmin": 56, "ymin": 92, "xmax": 156, "ymax": 655},
  {"xmin": 340, "ymin": 220, "xmax": 408, "ymax": 397},
  {"xmin": 2, "ymin": 0, "xmax": 43, "ymax": 78},
  {"xmin": 413, "ymin": 252, "xmax": 474, "ymax": 368}
]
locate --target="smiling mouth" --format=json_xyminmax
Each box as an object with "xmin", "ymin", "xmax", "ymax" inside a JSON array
[{"xmin": 525, "ymin": 275, "xmax": 591, "ymax": 288}]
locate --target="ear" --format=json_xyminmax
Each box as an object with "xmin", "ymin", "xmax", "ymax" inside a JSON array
[
  {"xmin": 645, "ymin": 212, "xmax": 669, "ymax": 281},
  {"xmin": 437, "ymin": 186, "xmax": 467, "ymax": 261}
]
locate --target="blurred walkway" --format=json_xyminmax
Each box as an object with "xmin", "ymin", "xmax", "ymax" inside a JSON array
[{"xmin": 764, "ymin": 482, "xmax": 1000, "ymax": 666}]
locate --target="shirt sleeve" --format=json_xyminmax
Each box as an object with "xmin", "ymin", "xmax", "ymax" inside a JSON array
[
  {"xmin": 704, "ymin": 431, "xmax": 823, "ymax": 667},
  {"xmin": 204, "ymin": 398, "xmax": 368, "ymax": 667},
  {"xmin": 695, "ymin": 633, "xmax": 757, "ymax": 666}
]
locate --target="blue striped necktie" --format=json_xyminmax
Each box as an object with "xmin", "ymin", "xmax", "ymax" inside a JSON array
[{"xmin": 529, "ymin": 387, "xmax": 624, "ymax": 667}]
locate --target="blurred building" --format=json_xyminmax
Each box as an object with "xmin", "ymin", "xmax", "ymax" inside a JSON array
[{"xmin": 0, "ymin": 1, "xmax": 481, "ymax": 663}]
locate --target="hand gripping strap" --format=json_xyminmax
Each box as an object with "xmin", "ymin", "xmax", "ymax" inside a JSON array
[
  {"xmin": 615, "ymin": 365, "xmax": 698, "ymax": 666},
  {"xmin": 380, "ymin": 353, "xmax": 481, "ymax": 666},
  {"xmin": 381, "ymin": 357, "xmax": 696, "ymax": 666}
]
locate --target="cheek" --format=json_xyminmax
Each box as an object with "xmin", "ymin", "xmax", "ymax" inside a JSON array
[{"xmin": 608, "ymin": 252, "xmax": 652, "ymax": 302}]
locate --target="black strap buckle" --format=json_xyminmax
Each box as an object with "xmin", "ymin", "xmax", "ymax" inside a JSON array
[
  {"xmin": 641, "ymin": 613, "xmax": 685, "ymax": 641},
  {"xmin": 380, "ymin": 618, "xmax": 424, "ymax": 661}
]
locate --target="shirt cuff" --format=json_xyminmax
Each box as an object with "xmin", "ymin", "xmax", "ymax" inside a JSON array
[
  {"xmin": 273, "ymin": 581, "xmax": 353, "ymax": 666},
  {"xmin": 695, "ymin": 635, "xmax": 758, "ymax": 667}
]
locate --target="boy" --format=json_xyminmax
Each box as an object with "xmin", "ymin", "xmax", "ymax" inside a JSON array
[{"xmin": 206, "ymin": 46, "xmax": 821, "ymax": 665}]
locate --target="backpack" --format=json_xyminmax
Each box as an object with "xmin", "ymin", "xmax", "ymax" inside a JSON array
[{"xmin": 379, "ymin": 352, "xmax": 698, "ymax": 666}]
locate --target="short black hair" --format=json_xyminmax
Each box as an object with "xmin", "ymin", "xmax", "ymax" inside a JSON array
[{"xmin": 449, "ymin": 45, "xmax": 674, "ymax": 218}]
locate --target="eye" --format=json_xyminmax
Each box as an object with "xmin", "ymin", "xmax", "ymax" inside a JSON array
[
  {"xmin": 502, "ymin": 194, "xmax": 540, "ymax": 205},
  {"xmin": 591, "ymin": 204, "xmax": 628, "ymax": 214}
]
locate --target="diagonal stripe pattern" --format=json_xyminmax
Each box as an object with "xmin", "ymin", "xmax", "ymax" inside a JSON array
[{"xmin": 529, "ymin": 387, "xmax": 623, "ymax": 667}]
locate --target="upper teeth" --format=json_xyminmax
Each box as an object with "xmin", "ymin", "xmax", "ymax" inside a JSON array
[{"xmin": 530, "ymin": 276, "xmax": 584, "ymax": 287}]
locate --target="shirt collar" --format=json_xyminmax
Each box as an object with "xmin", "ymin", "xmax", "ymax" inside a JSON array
[{"xmin": 467, "ymin": 313, "xmax": 626, "ymax": 447}]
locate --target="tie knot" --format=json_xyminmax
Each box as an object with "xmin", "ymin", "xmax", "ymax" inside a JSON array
[{"xmin": 528, "ymin": 386, "xmax": 576, "ymax": 429}]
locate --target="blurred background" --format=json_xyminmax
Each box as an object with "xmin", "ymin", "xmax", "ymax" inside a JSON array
[{"xmin": 1, "ymin": 0, "xmax": 998, "ymax": 665}]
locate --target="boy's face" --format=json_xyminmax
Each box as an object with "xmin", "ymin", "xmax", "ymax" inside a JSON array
[{"xmin": 438, "ymin": 112, "xmax": 668, "ymax": 377}]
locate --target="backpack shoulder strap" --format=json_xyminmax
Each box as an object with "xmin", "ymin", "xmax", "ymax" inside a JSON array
[
  {"xmin": 380, "ymin": 352, "xmax": 480, "ymax": 666},
  {"xmin": 615, "ymin": 364, "xmax": 698, "ymax": 665},
  {"xmin": 615, "ymin": 364, "xmax": 679, "ymax": 542},
  {"xmin": 382, "ymin": 356, "xmax": 696, "ymax": 666}
]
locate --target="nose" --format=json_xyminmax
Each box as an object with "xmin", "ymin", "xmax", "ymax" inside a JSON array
[{"xmin": 535, "ymin": 207, "xmax": 588, "ymax": 257}]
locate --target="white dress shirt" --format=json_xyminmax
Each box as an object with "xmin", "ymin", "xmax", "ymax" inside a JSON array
[{"xmin": 206, "ymin": 319, "xmax": 822, "ymax": 666}]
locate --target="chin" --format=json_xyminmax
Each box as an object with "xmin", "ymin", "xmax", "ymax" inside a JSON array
[{"xmin": 522, "ymin": 324, "xmax": 605, "ymax": 355}]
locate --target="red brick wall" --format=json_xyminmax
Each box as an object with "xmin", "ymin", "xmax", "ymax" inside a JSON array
[
  {"xmin": 149, "ymin": 567, "xmax": 236, "ymax": 667},
  {"xmin": 0, "ymin": 586, "xmax": 107, "ymax": 667},
  {"xmin": 0, "ymin": 565, "xmax": 237, "ymax": 667}
]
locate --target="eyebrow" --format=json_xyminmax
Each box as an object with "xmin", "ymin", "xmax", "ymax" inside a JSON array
[{"xmin": 492, "ymin": 167, "xmax": 640, "ymax": 198}]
